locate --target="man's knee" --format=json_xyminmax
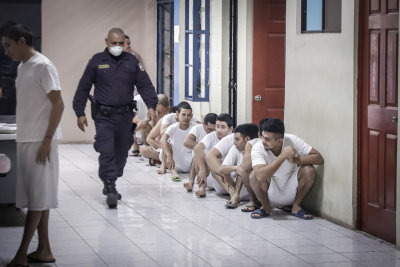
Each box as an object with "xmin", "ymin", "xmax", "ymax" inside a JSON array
[
  {"xmin": 139, "ymin": 145, "xmax": 151, "ymax": 158},
  {"xmin": 299, "ymin": 165, "xmax": 316, "ymax": 184}
]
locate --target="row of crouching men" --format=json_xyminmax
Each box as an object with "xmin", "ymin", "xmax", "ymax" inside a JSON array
[{"xmin": 135, "ymin": 98, "xmax": 324, "ymax": 220}]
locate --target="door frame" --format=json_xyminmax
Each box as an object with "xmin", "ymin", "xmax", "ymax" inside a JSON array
[{"xmin": 229, "ymin": 0, "xmax": 238, "ymax": 126}]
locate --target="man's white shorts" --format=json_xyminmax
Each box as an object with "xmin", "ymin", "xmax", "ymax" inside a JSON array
[{"xmin": 16, "ymin": 140, "xmax": 59, "ymax": 210}]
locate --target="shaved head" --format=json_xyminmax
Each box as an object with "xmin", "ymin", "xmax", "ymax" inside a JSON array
[
  {"xmin": 157, "ymin": 94, "xmax": 169, "ymax": 107},
  {"xmin": 107, "ymin": 28, "xmax": 125, "ymax": 39}
]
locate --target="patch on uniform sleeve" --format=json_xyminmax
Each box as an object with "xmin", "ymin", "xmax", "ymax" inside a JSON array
[
  {"xmin": 138, "ymin": 63, "xmax": 144, "ymax": 71},
  {"xmin": 98, "ymin": 64, "xmax": 110, "ymax": 69}
]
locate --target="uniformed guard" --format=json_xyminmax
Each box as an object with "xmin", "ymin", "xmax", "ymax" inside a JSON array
[{"xmin": 73, "ymin": 28, "xmax": 157, "ymax": 208}]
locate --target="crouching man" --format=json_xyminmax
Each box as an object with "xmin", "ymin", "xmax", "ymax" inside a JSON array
[{"xmin": 250, "ymin": 118, "xmax": 324, "ymax": 219}]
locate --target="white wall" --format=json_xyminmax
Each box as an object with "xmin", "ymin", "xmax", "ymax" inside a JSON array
[
  {"xmin": 236, "ymin": 0, "xmax": 253, "ymax": 124},
  {"xmin": 285, "ymin": 0, "xmax": 357, "ymax": 227},
  {"xmin": 42, "ymin": 0, "xmax": 157, "ymax": 143}
]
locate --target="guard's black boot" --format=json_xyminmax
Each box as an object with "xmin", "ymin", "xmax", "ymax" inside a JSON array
[
  {"xmin": 103, "ymin": 180, "xmax": 119, "ymax": 208},
  {"xmin": 102, "ymin": 180, "xmax": 122, "ymax": 200}
]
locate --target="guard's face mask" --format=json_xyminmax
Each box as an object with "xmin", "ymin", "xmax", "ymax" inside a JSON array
[{"xmin": 109, "ymin": 46, "xmax": 123, "ymax": 57}]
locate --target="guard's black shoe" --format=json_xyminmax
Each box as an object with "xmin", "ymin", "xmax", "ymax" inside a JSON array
[
  {"xmin": 102, "ymin": 181, "xmax": 122, "ymax": 200},
  {"xmin": 103, "ymin": 181, "xmax": 119, "ymax": 208},
  {"xmin": 106, "ymin": 194, "xmax": 118, "ymax": 209}
]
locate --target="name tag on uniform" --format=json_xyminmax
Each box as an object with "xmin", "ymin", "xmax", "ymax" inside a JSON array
[{"xmin": 98, "ymin": 64, "xmax": 110, "ymax": 69}]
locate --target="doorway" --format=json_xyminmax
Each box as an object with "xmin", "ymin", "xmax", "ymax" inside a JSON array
[
  {"xmin": 252, "ymin": 0, "xmax": 286, "ymax": 123},
  {"xmin": 359, "ymin": 0, "xmax": 398, "ymax": 243}
]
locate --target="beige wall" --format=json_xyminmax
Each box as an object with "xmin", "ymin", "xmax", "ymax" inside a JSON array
[
  {"xmin": 42, "ymin": 0, "xmax": 157, "ymax": 143},
  {"xmin": 285, "ymin": 0, "xmax": 357, "ymax": 227},
  {"xmin": 236, "ymin": 0, "xmax": 253, "ymax": 124}
]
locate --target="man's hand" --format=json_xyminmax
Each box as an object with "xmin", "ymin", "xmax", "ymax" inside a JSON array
[
  {"xmin": 282, "ymin": 146, "xmax": 296, "ymax": 160},
  {"xmin": 77, "ymin": 116, "xmax": 88, "ymax": 132},
  {"xmin": 147, "ymin": 108, "xmax": 156, "ymax": 123},
  {"xmin": 36, "ymin": 138, "xmax": 52, "ymax": 165}
]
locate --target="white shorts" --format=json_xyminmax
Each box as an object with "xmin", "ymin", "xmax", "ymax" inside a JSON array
[
  {"xmin": 159, "ymin": 149, "xmax": 192, "ymax": 173},
  {"xmin": 267, "ymin": 167, "xmax": 299, "ymax": 207},
  {"xmin": 16, "ymin": 141, "xmax": 59, "ymax": 210}
]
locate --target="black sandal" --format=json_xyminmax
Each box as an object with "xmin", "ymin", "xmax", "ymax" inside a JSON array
[{"xmin": 130, "ymin": 150, "xmax": 140, "ymax": 157}]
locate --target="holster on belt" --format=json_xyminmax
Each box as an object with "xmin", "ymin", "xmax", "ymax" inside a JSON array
[{"xmin": 88, "ymin": 95, "xmax": 97, "ymax": 120}]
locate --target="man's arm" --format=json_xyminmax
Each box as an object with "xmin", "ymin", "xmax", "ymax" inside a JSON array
[
  {"xmin": 205, "ymin": 148, "xmax": 223, "ymax": 174},
  {"xmin": 36, "ymin": 91, "xmax": 64, "ymax": 164},
  {"xmin": 133, "ymin": 116, "xmax": 150, "ymax": 131},
  {"xmin": 146, "ymin": 119, "xmax": 162, "ymax": 149},
  {"xmin": 184, "ymin": 134, "xmax": 198, "ymax": 150},
  {"xmin": 290, "ymin": 148, "xmax": 324, "ymax": 165},
  {"xmin": 253, "ymin": 146, "xmax": 294, "ymax": 182},
  {"xmin": 219, "ymin": 165, "xmax": 238, "ymax": 175},
  {"xmin": 73, "ymin": 58, "xmax": 95, "ymax": 132},
  {"xmin": 160, "ymin": 123, "xmax": 169, "ymax": 137},
  {"xmin": 240, "ymin": 142, "xmax": 253, "ymax": 171},
  {"xmin": 161, "ymin": 132, "xmax": 174, "ymax": 170}
]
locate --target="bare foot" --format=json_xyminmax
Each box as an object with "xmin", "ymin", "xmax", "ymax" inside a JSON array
[
  {"xmin": 227, "ymin": 194, "xmax": 240, "ymax": 206},
  {"xmin": 195, "ymin": 185, "xmax": 206, "ymax": 197},
  {"xmin": 7, "ymin": 256, "xmax": 28, "ymax": 267},
  {"xmin": 157, "ymin": 164, "xmax": 166, "ymax": 174},
  {"xmin": 183, "ymin": 182, "xmax": 193, "ymax": 192}
]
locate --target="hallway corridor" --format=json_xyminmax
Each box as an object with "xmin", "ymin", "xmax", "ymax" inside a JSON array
[{"xmin": 0, "ymin": 144, "xmax": 398, "ymax": 267}]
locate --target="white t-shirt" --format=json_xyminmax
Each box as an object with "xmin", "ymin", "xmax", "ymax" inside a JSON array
[
  {"xmin": 251, "ymin": 133, "xmax": 312, "ymax": 179},
  {"xmin": 15, "ymin": 52, "xmax": 62, "ymax": 142},
  {"xmin": 134, "ymin": 94, "xmax": 148, "ymax": 121},
  {"xmin": 165, "ymin": 122, "xmax": 196, "ymax": 162},
  {"xmin": 222, "ymin": 146, "xmax": 244, "ymax": 167},
  {"xmin": 249, "ymin": 138, "xmax": 260, "ymax": 147},
  {"xmin": 161, "ymin": 113, "xmax": 198, "ymax": 127},
  {"xmin": 214, "ymin": 134, "xmax": 234, "ymax": 160},
  {"xmin": 200, "ymin": 131, "xmax": 220, "ymax": 154},
  {"xmin": 188, "ymin": 124, "xmax": 208, "ymax": 142}
]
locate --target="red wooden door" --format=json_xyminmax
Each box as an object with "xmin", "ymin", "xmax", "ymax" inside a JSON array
[
  {"xmin": 360, "ymin": 0, "xmax": 398, "ymax": 243},
  {"xmin": 252, "ymin": 0, "xmax": 286, "ymax": 123}
]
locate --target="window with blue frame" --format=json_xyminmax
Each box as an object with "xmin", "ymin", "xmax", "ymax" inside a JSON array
[
  {"xmin": 185, "ymin": 0, "xmax": 210, "ymax": 102},
  {"xmin": 301, "ymin": 0, "xmax": 341, "ymax": 33}
]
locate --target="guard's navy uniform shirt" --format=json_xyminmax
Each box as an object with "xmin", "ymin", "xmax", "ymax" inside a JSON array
[{"xmin": 73, "ymin": 48, "xmax": 157, "ymax": 116}]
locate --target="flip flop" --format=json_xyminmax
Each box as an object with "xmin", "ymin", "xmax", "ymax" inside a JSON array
[
  {"xmin": 27, "ymin": 256, "xmax": 56, "ymax": 263},
  {"xmin": 292, "ymin": 209, "xmax": 313, "ymax": 220},
  {"xmin": 130, "ymin": 149, "xmax": 140, "ymax": 157},
  {"xmin": 241, "ymin": 205, "xmax": 258, "ymax": 212},
  {"xmin": 251, "ymin": 208, "xmax": 269, "ymax": 219},
  {"xmin": 171, "ymin": 175, "xmax": 181, "ymax": 182}
]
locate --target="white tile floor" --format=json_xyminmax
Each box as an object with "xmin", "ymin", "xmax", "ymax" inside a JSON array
[{"xmin": 0, "ymin": 144, "xmax": 399, "ymax": 267}]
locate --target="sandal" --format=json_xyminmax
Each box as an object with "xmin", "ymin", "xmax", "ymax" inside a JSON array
[
  {"xmin": 130, "ymin": 150, "xmax": 140, "ymax": 157},
  {"xmin": 171, "ymin": 175, "xmax": 181, "ymax": 182}
]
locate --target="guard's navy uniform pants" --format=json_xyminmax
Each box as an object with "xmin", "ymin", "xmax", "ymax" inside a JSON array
[{"xmin": 94, "ymin": 111, "xmax": 135, "ymax": 182}]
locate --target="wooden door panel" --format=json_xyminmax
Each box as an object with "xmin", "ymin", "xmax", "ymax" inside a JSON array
[
  {"xmin": 252, "ymin": 0, "xmax": 285, "ymax": 123},
  {"xmin": 360, "ymin": 0, "xmax": 398, "ymax": 243},
  {"xmin": 385, "ymin": 134, "xmax": 397, "ymax": 212},
  {"xmin": 387, "ymin": 30, "xmax": 398, "ymax": 106},
  {"xmin": 367, "ymin": 131, "xmax": 379, "ymax": 206}
]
